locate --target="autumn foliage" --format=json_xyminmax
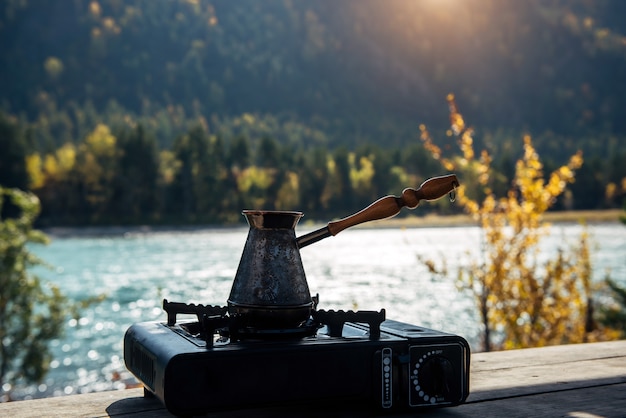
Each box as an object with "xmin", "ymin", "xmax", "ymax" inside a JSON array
[{"xmin": 421, "ymin": 95, "xmax": 619, "ymax": 351}]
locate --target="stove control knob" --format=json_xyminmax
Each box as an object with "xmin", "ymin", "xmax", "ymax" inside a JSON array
[
  {"xmin": 418, "ymin": 356, "xmax": 454, "ymax": 399},
  {"xmin": 410, "ymin": 347, "xmax": 460, "ymax": 406}
]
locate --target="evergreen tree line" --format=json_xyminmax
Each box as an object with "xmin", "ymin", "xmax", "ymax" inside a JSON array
[
  {"xmin": 1, "ymin": 112, "xmax": 625, "ymax": 227},
  {"xmin": 3, "ymin": 0, "xmax": 626, "ymax": 150},
  {"xmin": 0, "ymin": 112, "xmax": 440, "ymax": 226}
]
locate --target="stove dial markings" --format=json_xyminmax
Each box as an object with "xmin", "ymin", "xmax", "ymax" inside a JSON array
[
  {"xmin": 409, "ymin": 345, "xmax": 461, "ymax": 406},
  {"xmin": 381, "ymin": 347, "xmax": 393, "ymax": 408}
]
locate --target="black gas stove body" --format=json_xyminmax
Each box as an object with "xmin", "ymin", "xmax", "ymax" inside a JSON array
[{"xmin": 124, "ymin": 300, "xmax": 470, "ymax": 416}]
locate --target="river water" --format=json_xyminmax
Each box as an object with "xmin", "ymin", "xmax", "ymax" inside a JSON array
[{"xmin": 5, "ymin": 221, "xmax": 626, "ymax": 400}]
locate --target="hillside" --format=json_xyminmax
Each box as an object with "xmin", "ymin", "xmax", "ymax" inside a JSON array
[{"xmin": 1, "ymin": 0, "xmax": 626, "ymax": 152}]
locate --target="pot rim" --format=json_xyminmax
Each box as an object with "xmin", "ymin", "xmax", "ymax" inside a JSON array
[
  {"xmin": 241, "ymin": 210, "xmax": 304, "ymax": 229},
  {"xmin": 242, "ymin": 209, "xmax": 303, "ymax": 216}
]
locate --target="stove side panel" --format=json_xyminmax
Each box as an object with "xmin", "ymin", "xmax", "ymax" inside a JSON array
[{"xmin": 163, "ymin": 341, "xmax": 396, "ymax": 414}]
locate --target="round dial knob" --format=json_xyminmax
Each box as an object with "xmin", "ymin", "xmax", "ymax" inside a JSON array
[{"xmin": 412, "ymin": 354, "xmax": 455, "ymax": 404}]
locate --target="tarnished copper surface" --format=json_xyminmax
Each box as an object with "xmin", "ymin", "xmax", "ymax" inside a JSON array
[{"xmin": 228, "ymin": 211, "xmax": 312, "ymax": 328}]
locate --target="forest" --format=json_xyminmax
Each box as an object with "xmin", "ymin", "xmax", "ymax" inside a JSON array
[{"xmin": 1, "ymin": 0, "xmax": 626, "ymax": 225}]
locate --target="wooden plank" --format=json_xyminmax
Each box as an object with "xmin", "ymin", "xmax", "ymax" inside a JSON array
[
  {"xmin": 469, "ymin": 341, "xmax": 626, "ymax": 401},
  {"xmin": 2, "ymin": 383, "xmax": 626, "ymax": 418},
  {"xmin": 106, "ymin": 382, "xmax": 626, "ymax": 418},
  {"xmin": 414, "ymin": 382, "xmax": 626, "ymax": 418},
  {"xmin": 0, "ymin": 340, "xmax": 624, "ymax": 417},
  {"xmin": 471, "ymin": 340, "xmax": 626, "ymax": 371},
  {"xmin": 0, "ymin": 388, "xmax": 154, "ymax": 418}
]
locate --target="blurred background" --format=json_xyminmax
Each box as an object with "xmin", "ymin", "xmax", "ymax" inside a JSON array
[{"xmin": 1, "ymin": 0, "xmax": 625, "ymax": 225}]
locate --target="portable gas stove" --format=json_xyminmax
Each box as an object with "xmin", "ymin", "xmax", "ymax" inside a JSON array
[
  {"xmin": 124, "ymin": 176, "xmax": 469, "ymax": 415},
  {"xmin": 124, "ymin": 297, "xmax": 470, "ymax": 416}
]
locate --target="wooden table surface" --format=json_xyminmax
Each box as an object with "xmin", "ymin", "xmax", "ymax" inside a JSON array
[{"xmin": 1, "ymin": 340, "xmax": 625, "ymax": 417}]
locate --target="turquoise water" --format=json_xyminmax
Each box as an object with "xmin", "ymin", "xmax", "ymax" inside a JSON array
[{"xmin": 6, "ymin": 222, "xmax": 626, "ymax": 400}]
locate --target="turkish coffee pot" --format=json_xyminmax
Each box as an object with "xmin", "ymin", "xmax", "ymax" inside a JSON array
[{"xmin": 228, "ymin": 174, "xmax": 460, "ymax": 328}]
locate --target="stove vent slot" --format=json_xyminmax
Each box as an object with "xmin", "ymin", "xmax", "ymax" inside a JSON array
[{"xmin": 130, "ymin": 341, "xmax": 155, "ymax": 390}]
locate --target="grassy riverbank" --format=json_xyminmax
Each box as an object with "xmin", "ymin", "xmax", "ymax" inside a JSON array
[{"xmin": 40, "ymin": 209, "xmax": 624, "ymax": 238}]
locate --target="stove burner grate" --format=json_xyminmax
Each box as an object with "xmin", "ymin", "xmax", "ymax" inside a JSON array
[{"xmin": 162, "ymin": 299, "xmax": 386, "ymax": 347}]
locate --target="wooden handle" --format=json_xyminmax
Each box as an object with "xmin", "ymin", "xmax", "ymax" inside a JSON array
[{"xmin": 327, "ymin": 174, "xmax": 459, "ymax": 236}]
